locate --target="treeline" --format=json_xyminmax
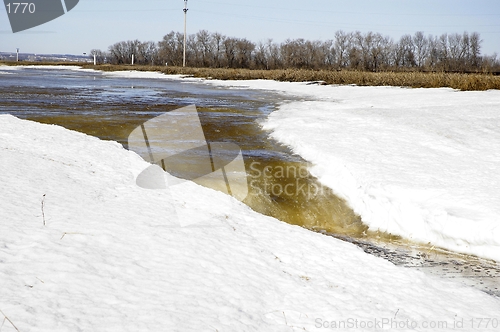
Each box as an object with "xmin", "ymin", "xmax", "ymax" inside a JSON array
[{"xmin": 92, "ymin": 30, "xmax": 500, "ymax": 73}]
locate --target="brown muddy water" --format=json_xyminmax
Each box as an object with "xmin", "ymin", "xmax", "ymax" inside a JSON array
[{"xmin": 1, "ymin": 67, "xmax": 498, "ymax": 297}]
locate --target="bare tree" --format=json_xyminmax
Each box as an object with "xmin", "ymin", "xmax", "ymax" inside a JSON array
[
  {"xmin": 266, "ymin": 39, "xmax": 282, "ymax": 69},
  {"xmin": 426, "ymin": 35, "xmax": 440, "ymax": 70},
  {"xmin": 320, "ymin": 40, "xmax": 335, "ymax": 68},
  {"xmin": 437, "ymin": 33, "xmax": 450, "ymax": 71},
  {"xmin": 413, "ymin": 31, "xmax": 428, "ymax": 68},
  {"xmin": 211, "ymin": 32, "xmax": 226, "ymax": 68},
  {"xmin": 235, "ymin": 38, "xmax": 255, "ymax": 68},
  {"xmin": 104, "ymin": 29, "xmax": 491, "ymax": 72},
  {"xmin": 89, "ymin": 49, "xmax": 107, "ymax": 64},
  {"xmin": 108, "ymin": 41, "xmax": 126, "ymax": 64},
  {"xmin": 136, "ymin": 41, "xmax": 157, "ymax": 65},
  {"xmin": 195, "ymin": 30, "xmax": 213, "ymax": 67},
  {"xmin": 469, "ymin": 32, "xmax": 482, "ymax": 70},
  {"xmin": 254, "ymin": 41, "xmax": 269, "ymax": 69},
  {"xmin": 448, "ymin": 33, "xmax": 463, "ymax": 71},
  {"xmin": 158, "ymin": 31, "xmax": 184, "ymax": 66},
  {"xmin": 223, "ymin": 37, "xmax": 238, "ymax": 68},
  {"xmin": 334, "ymin": 30, "xmax": 352, "ymax": 69}
]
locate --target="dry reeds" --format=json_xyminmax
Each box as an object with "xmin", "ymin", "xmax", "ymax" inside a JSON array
[
  {"xmin": 2, "ymin": 61, "xmax": 499, "ymax": 91},
  {"xmin": 86, "ymin": 65, "xmax": 500, "ymax": 91}
]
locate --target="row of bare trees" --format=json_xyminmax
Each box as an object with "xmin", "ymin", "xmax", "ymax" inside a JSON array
[{"xmin": 92, "ymin": 30, "xmax": 500, "ymax": 73}]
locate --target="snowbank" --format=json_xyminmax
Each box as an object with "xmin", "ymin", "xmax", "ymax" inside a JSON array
[
  {"xmin": 0, "ymin": 65, "xmax": 100, "ymax": 73},
  {"xmin": 2, "ymin": 115, "xmax": 500, "ymax": 331},
  {"xmin": 260, "ymin": 84, "xmax": 500, "ymax": 262}
]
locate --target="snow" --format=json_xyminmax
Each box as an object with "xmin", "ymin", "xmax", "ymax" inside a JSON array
[
  {"xmin": 2, "ymin": 114, "xmax": 500, "ymax": 331},
  {"xmin": 0, "ymin": 65, "xmax": 99, "ymax": 72},
  {"xmin": 101, "ymin": 69, "xmax": 500, "ymax": 262},
  {"xmin": 260, "ymin": 85, "xmax": 500, "ymax": 262},
  {"xmin": 102, "ymin": 69, "xmax": 186, "ymax": 81}
]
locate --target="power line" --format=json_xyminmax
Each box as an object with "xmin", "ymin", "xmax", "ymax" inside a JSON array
[
  {"xmin": 200, "ymin": 0, "xmax": 500, "ymax": 17},
  {"xmin": 195, "ymin": 9, "xmax": 500, "ymax": 30}
]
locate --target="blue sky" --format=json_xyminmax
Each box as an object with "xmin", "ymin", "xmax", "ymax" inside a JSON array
[{"xmin": 1, "ymin": 0, "xmax": 500, "ymax": 56}]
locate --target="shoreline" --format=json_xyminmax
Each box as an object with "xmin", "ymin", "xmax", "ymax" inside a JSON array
[{"xmin": 2, "ymin": 61, "xmax": 500, "ymax": 91}]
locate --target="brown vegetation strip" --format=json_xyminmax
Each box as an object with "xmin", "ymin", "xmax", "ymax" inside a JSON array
[
  {"xmin": 2, "ymin": 61, "xmax": 500, "ymax": 91},
  {"xmin": 86, "ymin": 64, "xmax": 500, "ymax": 91}
]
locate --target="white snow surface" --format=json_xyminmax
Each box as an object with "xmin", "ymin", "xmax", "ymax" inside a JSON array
[
  {"xmin": 0, "ymin": 65, "xmax": 99, "ymax": 72},
  {"xmin": 260, "ymin": 85, "xmax": 500, "ymax": 262},
  {"xmin": 2, "ymin": 114, "xmax": 500, "ymax": 331}
]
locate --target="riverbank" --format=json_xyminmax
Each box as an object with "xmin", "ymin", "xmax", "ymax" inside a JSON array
[
  {"xmin": 1, "ymin": 61, "xmax": 500, "ymax": 91},
  {"xmin": 260, "ymin": 83, "xmax": 500, "ymax": 262}
]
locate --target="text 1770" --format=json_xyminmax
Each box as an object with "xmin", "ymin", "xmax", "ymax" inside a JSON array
[{"xmin": 6, "ymin": 3, "xmax": 36, "ymax": 14}]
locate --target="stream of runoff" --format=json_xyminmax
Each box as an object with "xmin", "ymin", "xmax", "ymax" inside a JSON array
[{"xmin": 1, "ymin": 66, "xmax": 498, "ymax": 297}]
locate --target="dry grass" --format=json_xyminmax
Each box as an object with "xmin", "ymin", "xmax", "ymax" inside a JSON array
[
  {"xmin": 84, "ymin": 64, "xmax": 500, "ymax": 91},
  {"xmin": 2, "ymin": 61, "xmax": 499, "ymax": 91}
]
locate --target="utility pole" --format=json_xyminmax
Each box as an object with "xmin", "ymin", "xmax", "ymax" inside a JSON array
[{"xmin": 183, "ymin": 0, "xmax": 188, "ymax": 67}]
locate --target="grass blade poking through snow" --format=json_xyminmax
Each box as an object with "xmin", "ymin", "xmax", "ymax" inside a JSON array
[{"xmin": 0, "ymin": 309, "xmax": 20, "ymax": 332}]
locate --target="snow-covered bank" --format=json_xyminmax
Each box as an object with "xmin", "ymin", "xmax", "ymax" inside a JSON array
[
  {"xmin": 0, "ymin": 65, "xmax": 99, "ymax": 72},
  {"xmin": 2, "ymin": 115, "xmax": 500, "ymax": 331},
  {"xmin": 261, "ymin": 85, "xmax": 500, "ymax": 262}
]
